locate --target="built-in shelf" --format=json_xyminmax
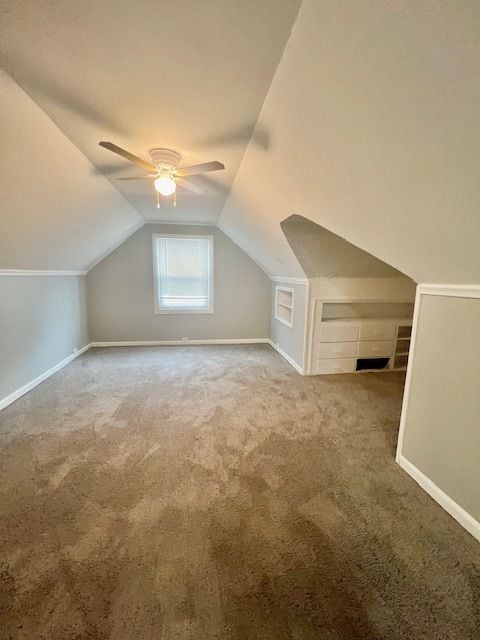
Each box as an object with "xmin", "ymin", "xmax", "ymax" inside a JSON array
[
  {"xmin": 321, "ymin": 302, "xmax": 415, "ymax": 322},
  {"xmin": 393, "ymin": 354, "xmax": 409, "ymax": 369},
  {"xmin": 275, "ymin": 286, "xmax": 294, "ymax": 328}
]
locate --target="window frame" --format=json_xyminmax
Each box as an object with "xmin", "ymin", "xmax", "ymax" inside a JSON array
[{"xmin": 152, "ymin": 233, "xmax": 214, "ymax": 315}]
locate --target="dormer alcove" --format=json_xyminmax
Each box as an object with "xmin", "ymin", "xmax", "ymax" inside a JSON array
[{"xmin": 271, "ymin": 215, "xmax": 417, "ymax": 375}]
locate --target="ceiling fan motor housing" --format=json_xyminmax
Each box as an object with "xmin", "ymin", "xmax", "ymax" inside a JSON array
[{"xmin": 149, "ymin": 148, "xmax": 181, "ymax": 174}]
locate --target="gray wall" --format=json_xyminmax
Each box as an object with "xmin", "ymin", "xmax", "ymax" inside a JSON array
[
  {"xmin": 87, "ymin": 224, "xmax": 270, "ymax": 341},
  {"xmin": 0, "ymin": 275, "xmax": 88, "ymax": 400},
  {"xmin": 400, "ymin": 294, "xmax": 480, "ymax": 522},
  {"xmin": 270, "ymin": 281, "xmax": 308, "ymax": 369}
]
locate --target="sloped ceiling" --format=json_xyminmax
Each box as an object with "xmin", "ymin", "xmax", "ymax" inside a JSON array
[
  {"xmin": 0, "ymin": 0, "xmax": 300, "ymax": 227},
  {"xmin": 281, "ymin": 215, "xmax": 406, "ymax": 279},
  {"xmin": 0, "ymin": 71, "xmax": 141, "ymax": 270},
  {"xmin": 2, "ymin": 0, "xmax": 479, "ymax": 281},
  {"xmin": 219, "ymin": 0, "xmax": 480, "ymax": 283}
]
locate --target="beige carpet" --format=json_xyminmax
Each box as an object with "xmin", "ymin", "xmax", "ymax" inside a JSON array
[{"xmin": 0, "ymin": 345, "xmax": 478, "ymax": 639}]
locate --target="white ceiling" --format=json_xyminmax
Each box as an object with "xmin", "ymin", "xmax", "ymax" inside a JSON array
[
  {"xmin": 0, "ymin": 0, "xmax": 300, "ymax": 225},
  {"xmin": 2, "ymin": 0, "xmax": 479, "ymax": 282},
  {"xmin": 220, "ymin": 0, "xmax": 480, "ymax": 283}
]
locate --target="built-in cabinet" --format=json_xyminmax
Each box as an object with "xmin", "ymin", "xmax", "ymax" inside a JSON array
[
  {"xmin": 311, "ymin": 317, "xmax": 412, "ymax": 374},
  {"xmin": 308, "ymin": 296, "xmax": 413, "ymax": 375},
  {"xmin": 271, "ymin": 277, "xmax": 416, "ymax": 376}
]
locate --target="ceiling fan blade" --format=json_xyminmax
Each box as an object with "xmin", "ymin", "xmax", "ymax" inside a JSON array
[
  {"xmin": 176, "ymin": 177, "xmax": 207, "ymax": 194},
  {"xmin": 99, "ymin": 141, "xmax": 156, "ymax": 172},
  {"xmin": 116, "ymin": 175, "xmax": 156, "ymax": 181},
  {"xmin": 175, "ymin": 161, "xmax": 225, "ymax": 177}
]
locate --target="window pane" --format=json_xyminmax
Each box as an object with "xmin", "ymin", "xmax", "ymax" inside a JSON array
[{"xmin": 155, "ymin": 237, "xmax": 211, "ymax": 311}]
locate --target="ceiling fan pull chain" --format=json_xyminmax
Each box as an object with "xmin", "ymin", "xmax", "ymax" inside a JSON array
[
  {"xmin": 174, "ymin": 190, "xmax": 176, "ymax": 208},
  {"xmin": 156, "ymin": 191, "xmax": 160, "ymax": 209}
]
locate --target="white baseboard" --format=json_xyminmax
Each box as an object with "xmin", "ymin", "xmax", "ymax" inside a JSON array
[
  {"xmin": 270, "ymin": 276, "xmax": 309, "ymax": 285},
  {"xmin": 0, "ymin": 269, "xmax": 87, "ymax": 276},
  {"xmin": 268, "ymin": 340, "xmax": 305, "ymax": 375},
  {"xmin": 90, "ymin": 338, "xmax": 269, "ymax": 347},
  {"xmin": 0, "ymin": 343, "xmax": 92, "ymax": 412},
  {"xmin": 398, "ymin": 455, "xmax": 480, "ymax": 542}
]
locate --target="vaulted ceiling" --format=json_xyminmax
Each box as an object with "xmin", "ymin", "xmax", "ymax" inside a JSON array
[
  {"xmin": 1, "ymin": 0, "xmax": 479, "ymax": 282},
  {"xmin": 0, "ymin": 71, "xmax": 141, "ymax": 270},
  {"xmin": 0, "ymin": 0, "xmax": 300, "ymax": 228},
  {"xmin": 219, "ymin": 0, "xmax": 480, "ymax": 283}
]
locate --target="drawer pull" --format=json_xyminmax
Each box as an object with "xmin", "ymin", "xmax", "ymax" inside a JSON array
[
  {"xmin": 334, "ymin": 348, "xmax": 343, "ymax": 353},
  {"xmin": 373, "ymin": 331, "xmax": 384, "ymax": 336},
  {"xmin": 371, "ymin": 347, "xmax": 380, "ymax": 352}
]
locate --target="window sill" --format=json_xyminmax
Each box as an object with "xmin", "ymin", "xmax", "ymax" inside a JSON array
[{"xmin": 154, "ymin": 308, "xmax": 214, "ymax": 315}]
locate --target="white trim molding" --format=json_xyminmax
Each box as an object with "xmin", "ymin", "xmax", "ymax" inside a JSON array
[
  {"xmin": 396, "ymin": 282, "xmax": 480, "ymax": 459},
  {"xmin": 398, "ymin": 456, "xmax": 480, "ymax": 542},
  {"xmin": 91, "ymin": 339, "xmax": 269, "ymax": 347},
  {"xmin": 417, "ymin": 283, "xmax": 480, "ymax": 298},
  {"xmin": 268, "ymin": 340, "xmax": 305, "ymax": 375},
  {"xmin": 144, "ymin": 220, "xmax": 216, "ymax": 227},
  {"xmin": 396, "ymin": 282, "xmax": 480, "ymax": 542},
  {"xmin": 395, "ymin": 285, "xmax": 424, "ymax": 460},
  {"xmin": 302, "ymin": 279, "xmax": 311, "ymax": 372},
  {"xmin": 0, "ymin": 269, "xmax": 87, "ymax": 276},
  {"xmin": 0, "ymin": 344, "xmax": 92, "ymax": 411},
  {"xmin": 270, "ymin": 276, "xmax": 309, "ymax": 285}
]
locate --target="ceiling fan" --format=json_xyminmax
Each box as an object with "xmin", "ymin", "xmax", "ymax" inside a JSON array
[{"xmin": 99, "ymin": 141, "xmax": 225, "ymax": 207}]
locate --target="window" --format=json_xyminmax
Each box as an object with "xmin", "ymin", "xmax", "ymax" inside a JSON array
[
  {"xmin": 153, "ymin": 234, "xmax": 214, "ymax": 314},
  {"xmin": 274, "ymin": 286, "xmax": 294, "ymax": 327}
]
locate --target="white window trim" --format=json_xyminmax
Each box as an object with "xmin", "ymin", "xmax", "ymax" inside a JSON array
[
  {"xmin": 274, "ymin": 286, "xmax": 294, "ymax": 328},
  {"xmin": 152, "ymin": 233, "xmax": 214, "ymax": 315}
]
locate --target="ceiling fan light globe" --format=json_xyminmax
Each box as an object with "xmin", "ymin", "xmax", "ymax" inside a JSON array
[{"xmin": 154, "ymin": 176, "xmax": 176, "ymax": 196}]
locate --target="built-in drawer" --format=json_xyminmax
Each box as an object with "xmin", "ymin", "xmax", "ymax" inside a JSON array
[
  {"xmin": 317, "ymin": 323, "xmax": 359, "ymax": 343},
  {"xmin": 357, "ymin": 340, "xmax": 393, "ymax": 358},
  {"xmin": 316, "ymin": 341, "xmax": 357, "ymax": 359},
  {"xmin": 358, "ymin": 321, "xmax": 395, "ymax": 342},
  {"xmin": 314, "ymin": 358, "xmax": 356, "ymax": 375}
]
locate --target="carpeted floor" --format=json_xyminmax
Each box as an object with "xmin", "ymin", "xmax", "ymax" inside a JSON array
[{"xmin": 0, "ymin": 345, "xmax": 478, "ymax": 639}]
